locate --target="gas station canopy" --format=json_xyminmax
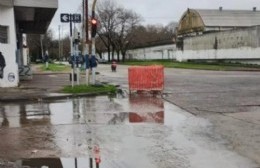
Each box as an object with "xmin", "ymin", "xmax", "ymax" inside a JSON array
[{"xmin": 1, "ymin": 0, "xmax": 58, "ymax": 34}]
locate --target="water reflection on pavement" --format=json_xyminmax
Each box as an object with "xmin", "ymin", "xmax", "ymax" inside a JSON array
[
  {"xmin": 0, "ymin": 95, "xmax": 166, "ymax": 128},
  {"xmin": 0, "ymin": 95, "xmax": 257, "ymax": 168}
]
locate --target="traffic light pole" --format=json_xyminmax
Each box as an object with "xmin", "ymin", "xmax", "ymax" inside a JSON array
[
  {"xmin": 75, "ymin": 40, "xmax": 80, "ymax": 85},
  {"xmin": 91, "ymin": 0, "xmax": 97, "ymax": 85},
  {"xmin": 70, "ymin": 15, "xmax": 75, "ymax": 87},
  {"xmin": 84, "ymin": 0, "xmax": 90, "ymax": 85},
  {"xmin": 91, "ymin": 33, "xmax": 96, "ymax": 85}
]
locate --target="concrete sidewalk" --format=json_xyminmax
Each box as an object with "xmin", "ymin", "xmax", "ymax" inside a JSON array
[
  {"xmin": 0, "ymin": 72, "xmax": 71, "ymax": 101},
  {"xmin": 0, "ymin": 64, "xmax": 114, "ymax": 101},
  {"xmin": 0, "ymin": 62, "xmax": 93, "ymax": 101}
]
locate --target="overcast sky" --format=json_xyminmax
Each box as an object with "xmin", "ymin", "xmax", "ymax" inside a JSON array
[{"xmin": 49, "ymin": 0, "xmax": 260, "ymax": 38}]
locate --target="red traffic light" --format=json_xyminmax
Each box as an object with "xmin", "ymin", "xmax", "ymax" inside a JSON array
[
  {"xmin": 91, "ymin": 18, "xmax": 97, "ymax": 37},
  {"xmin": 91, "ymin": 19, "xmax": 97, "ymax": 25}
]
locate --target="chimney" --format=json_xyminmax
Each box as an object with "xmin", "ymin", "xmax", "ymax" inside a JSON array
[
  {"xmin": 219, "ymin": 7, "xmax": 223, "ymax": 11},
  {"xmin": 253, "ymin": 7, "xmax": 257, "ymax": 12}
]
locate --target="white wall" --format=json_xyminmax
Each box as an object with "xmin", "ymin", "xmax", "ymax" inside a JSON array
[
  {"xmin": 0, "ymin": 5, "xmax": 19, "ymax": 87},
  {"xmin": 128, "ymin": 44, "xmax": 176, "ymax": 60},
  {"xmin": 176, "ymin": 47, "xmax": 260, "ymax": 64},
  {"xmin": 184, "ymin": 26, "xmax": 259, "ymax": 50},
  {"xmin": 102, "ymin": 44, "xmax": 176, "ymax": 61}
]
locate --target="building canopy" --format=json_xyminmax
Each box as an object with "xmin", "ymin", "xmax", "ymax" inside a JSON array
[{"xmin": 0, "ymin": 0, "xmax": 58, "ymax": 34}]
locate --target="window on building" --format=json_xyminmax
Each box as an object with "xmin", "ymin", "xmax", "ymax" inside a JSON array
[{"xmin": 0, "ymin": 25, "xmax": 8, "ymax": 44}]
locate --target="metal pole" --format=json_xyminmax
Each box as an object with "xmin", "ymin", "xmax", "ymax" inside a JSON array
[
  {"xmin": 91, "ymin": 37, "xmax": 96, "ymax": 84},
  {"xmin": 91, "ymin": 0, "xmax": 97, "ymax": 85},
  {"xmin": 70, "ymin": 14, "xmax": 74, "ymax": 87},
  {"xmin": 89, "ymin": 158, "xmax": 93, "ymax": 168},
  {"xmin": 74, "ymin": 158, "xmax": 78, "ymax": 168},
  {"xmin": 58, "ymin": 25, "xmax": 61, "ymax": 62},
  {"xmin": 85, "ymin": 0, "xmax": 89, "ymax": 42},
  {"xmin": 74, "ymin": 22, "xmax": 80, "ymax": 85},
  {"xmin": 40, "ymin": 35, "xmax": 44, "ymax": 60},
  {"xmin": 85, "ymin": 0, "xmax": 90, "ymax": 85},
  {"xmin": 61, "ymin": 25, "xmax": 63, "ymax": 61}
]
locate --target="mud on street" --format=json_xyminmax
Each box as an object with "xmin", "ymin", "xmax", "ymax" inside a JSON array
[{"xmin": 0, "ymin": 64, "xmax": 260, "ymax": 168}]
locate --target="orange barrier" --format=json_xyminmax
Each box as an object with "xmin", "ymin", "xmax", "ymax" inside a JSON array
[{"xmin": 128, "ymin": 65, "xmax": 164, "ymax": 92}]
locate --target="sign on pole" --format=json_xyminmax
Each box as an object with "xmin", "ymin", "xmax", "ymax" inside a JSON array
[
  {"xmin": 60, "ymin": 13, "xmax": 70, "ymax": 23},
  {"xmin": 72, "ymin": 14, "xmax": 81, "ymax": 23},
  {"xmin": 60, "ymin": 13, "xmax": 81, "ymax": 23},
  {"xmin": 60, "ymin": 13, "xmax": 82, "ymax": 87}
]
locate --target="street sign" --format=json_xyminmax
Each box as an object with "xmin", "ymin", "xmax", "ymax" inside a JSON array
[
  {"xmin": 60, "ymin": 13, "xmax": 82, "ymax": 87},
  {"xmin": 72, "ymin": 14, "xmax": 81, "ymax": 23},
  {"xmin": 60, "ymin": 13, "xmax": 70, "ymax": 23},
  {"xmin": 60, "ymin": 13, "xmax": 81, "ymax": 23}
]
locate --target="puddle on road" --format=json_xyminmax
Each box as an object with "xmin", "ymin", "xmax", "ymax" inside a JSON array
[
  {"xmin": 0, "ymin": 95, "xmax": 257, "ymax": 168},
  {"xmin": 0, "ymin": 95, "xmax": 188, "ymax": 128}
]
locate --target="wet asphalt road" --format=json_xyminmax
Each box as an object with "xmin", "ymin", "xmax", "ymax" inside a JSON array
[
  {"xmin": 98, "ymin": 64, "xmax": 260, "ymax": 165},
  {"xmin": 0, "ymin": 64, "xmax": 260, "ymax": 167},
  {"xmin": 0, "ymin": 95, "xmax": 257, "ymax": 168}
]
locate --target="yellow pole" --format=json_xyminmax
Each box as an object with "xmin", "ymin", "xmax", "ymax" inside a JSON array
[{"xmin": 92, "ymin": 0, "xmax": 97, "ymax": 12}]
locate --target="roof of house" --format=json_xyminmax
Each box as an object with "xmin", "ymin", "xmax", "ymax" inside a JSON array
[
  {"xmin": 194, "ymin": 9, "xmax": 260, "ymax": 27},
  {"xmin": 177, "ymin": 8, "xmax": 260, "ymax": 36}
]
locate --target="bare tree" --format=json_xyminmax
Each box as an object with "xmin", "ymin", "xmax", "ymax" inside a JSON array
[
  {"xmin": 97, "ymin": 0, "xmax": 141, "ymax": 62},
  {"xmin": 27, "ymin": 29, "xmax": 64, "ymax": 61},
  {"xmin": 27, "ymin": 34, "xmax": 42, "ymax": 61},
  {"xmin": 97, "ymin": 0, "xmax": 120, "ymax": 61},
  {"xmin": 113, "ymin": 8, "xmax": 141, "ymax": 62}
]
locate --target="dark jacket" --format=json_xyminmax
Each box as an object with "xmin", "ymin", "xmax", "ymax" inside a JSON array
[{"xmin": 0, "ymin": 52, "xmax": 6, "ymax": 68}]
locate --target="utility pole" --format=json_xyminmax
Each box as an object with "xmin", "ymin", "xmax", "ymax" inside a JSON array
[
  {"xmin": 70, "ymin": 14, "xmax": 75, "ymax": 87},
  {"xmin": 61, "ymin": 25, "xmax": 63, "ymax": 61},
  {"xmin": 91, "ymin": 0, "xmax": 97, "ymax": 85},
  {"xmin": 84, "ymin": 0, "xmax": 90, "ymax": 85},
  {"xmin": 58, "ymin": 25, "xmax": 61, "ymax": 62}
]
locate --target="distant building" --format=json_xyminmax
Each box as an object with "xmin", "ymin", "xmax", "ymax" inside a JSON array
[
  {"xmin": 176, "ymin": 8, "xmax": 260, "ymax": 64},
  {"xmin": 126, "ymin": 39, "xmax": 176, "ymax": 60},
  {"xmin": 0, "ymin": 0, "xmax": 57, "ymax": 87}
]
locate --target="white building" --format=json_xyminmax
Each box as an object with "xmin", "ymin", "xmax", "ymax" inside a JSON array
[
  {"xmin": 0, "ymin": 0, "xmax": 57, "ymax": 87},
  {"xmin": 127, "ymin": 44, "xmax": 176, "ymax": 60},
  {"xmin": 176, "ymin": 8, "xmax": 260, "ymax": 64}
]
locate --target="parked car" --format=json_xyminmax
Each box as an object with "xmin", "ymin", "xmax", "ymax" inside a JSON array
[{"xmin": 97, "ymin": 58, "xmax": 108, "ymax": 64}]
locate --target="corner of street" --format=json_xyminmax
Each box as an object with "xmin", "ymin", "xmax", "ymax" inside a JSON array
[{"xmin": 0, "ymin": 64, "xmax": 260, "ymax": 167}]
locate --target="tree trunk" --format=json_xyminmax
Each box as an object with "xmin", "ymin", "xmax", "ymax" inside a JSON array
[
  {"xmin": 117, "ymin": 50, "xmax": 120, "ymax": 62},
  {"xmin": 108, "ymin": 47, "xmax": 111, "ymax": 62},
  {"xmin": 112, "ymin": 44, "xmax": 115, "ymax": 60},
  {"xmin": 121, "ymin": 50, "xmax": 126, "ymax": 62}
]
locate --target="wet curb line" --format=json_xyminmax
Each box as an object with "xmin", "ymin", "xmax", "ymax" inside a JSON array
[{"xmin": 0, "ymin": 91, "xmax": 114, "ymax": 103}]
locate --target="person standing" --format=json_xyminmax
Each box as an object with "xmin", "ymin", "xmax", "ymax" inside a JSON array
[
  {"xmin": 0, "ymin": 52, "xmax": 6, "ymax": 79},
  {"xmin": 44, "ymin": 50, "xmax": 49, "ymax": 68}
]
